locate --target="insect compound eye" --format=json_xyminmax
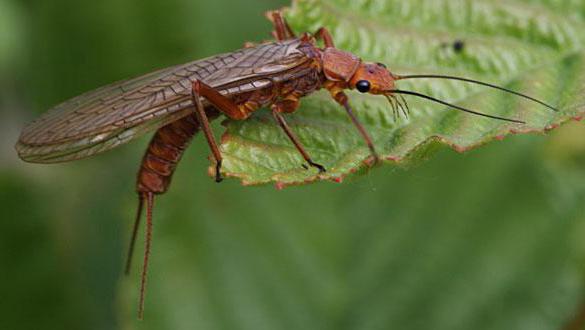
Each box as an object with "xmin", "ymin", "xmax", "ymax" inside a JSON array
[{"xmin": 356, "ymin": 80, "xmax": 371, "ymax": 93}]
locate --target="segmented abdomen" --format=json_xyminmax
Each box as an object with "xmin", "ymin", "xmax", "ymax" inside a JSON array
[{"xmin": 136, "ymin": 110, "xmax": 219, "ymax": 194}]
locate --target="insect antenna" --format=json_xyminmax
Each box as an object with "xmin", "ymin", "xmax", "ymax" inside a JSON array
[
  {"xmin": 394, "ymin": 74, "xmax": 558, "ymax": 112},
  {"xmin": 385, "ymin": 89, "xmax": 525, "ymax": 124}
]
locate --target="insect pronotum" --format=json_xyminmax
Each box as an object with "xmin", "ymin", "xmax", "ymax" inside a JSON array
[{"xmin": 15, "ymin": 11, "xmax": 558, "ymax": 318}]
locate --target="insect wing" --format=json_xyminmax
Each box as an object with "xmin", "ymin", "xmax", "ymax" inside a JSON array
[
  {"xmin": 16, "ymin": 40, "xmax": 308, "ymax": 163},
  {"xmin": 16, "ymin": 62, "xmax": 201, "ymax": 163}
]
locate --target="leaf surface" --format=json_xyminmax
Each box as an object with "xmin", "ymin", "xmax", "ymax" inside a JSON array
[
  {"xmin": 114, "ymin": 2, "xmax": 585, "ymax": 329},
  {"xmin": 217, "ymin": 0, "xmax": 585, "ymax": 186}
]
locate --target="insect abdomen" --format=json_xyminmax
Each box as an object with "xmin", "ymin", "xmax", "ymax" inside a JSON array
[{"xmin": 136, "ymin": 110, "xmax": 218, "ymax": 194}]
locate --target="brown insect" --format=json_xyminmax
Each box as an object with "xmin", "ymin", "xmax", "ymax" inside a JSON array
[{"xmin": 15, "ymin": 11, "xmax": 558, "ymax": 318}]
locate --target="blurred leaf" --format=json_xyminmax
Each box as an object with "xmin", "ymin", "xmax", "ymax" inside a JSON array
[
  {"xmin": 115, "ymin": 1, "xmax": 585, "ymax": 329},
  {"xmin": 218, "ymin": 0, "xmax": 585, "ymax": 186},
  {"xmin": 123, "ymin": 133, "xmax": 585, "ymax": 330},
  {"xmin": 0, "ymin": 0, "xmax": 24, "ymax": 75}
]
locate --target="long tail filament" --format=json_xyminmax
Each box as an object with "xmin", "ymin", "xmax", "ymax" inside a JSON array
[
  {"xmin": 138, "ymin": 192, "xmax": 154, "ymax": 320},
  {"xmin": 125, "ymin": 195, "xmax": 144, "ymax": 275}
]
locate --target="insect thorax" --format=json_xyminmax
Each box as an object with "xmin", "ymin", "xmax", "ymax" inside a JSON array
[{"xmin": 226, "ymin": 41, "xmax": 326, "ymax": 118}]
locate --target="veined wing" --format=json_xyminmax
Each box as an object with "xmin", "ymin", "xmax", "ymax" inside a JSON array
[{"xmin": 16, "ymin": 38, "xmax": 309, "ymax": 163}]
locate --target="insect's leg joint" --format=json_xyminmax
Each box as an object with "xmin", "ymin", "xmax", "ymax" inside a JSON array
[
  {"xmin": 215, "ymin": 161, "xmax": 223, "ymax": 183},
  {"xmin": 313, "ymin": 27, "xmax": 335, "ymax": 48},
  {"xmin": 190, "ymin": 80, "xmax": 224, "ymax": 182}
]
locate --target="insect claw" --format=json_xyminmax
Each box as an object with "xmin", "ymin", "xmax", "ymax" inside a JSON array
[
  {"xmin": 214, "ymin": 161, "xmax": 223, "ymax": 183},
  {"xmin": 308, "ymin": 160, "xmax": 327, "ymax": 173},
  {"xmin": 301, "ymin": 164, "xmax": 309, "ymax": 170},
  {"xmin": 366, "ymin": 143, "xmax": 379, "ymax": 161}
]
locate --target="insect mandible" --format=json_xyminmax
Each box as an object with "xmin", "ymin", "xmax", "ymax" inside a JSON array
[{"xmin": 15, "ymin": 11, "xmax": 558, "ymax": 318}]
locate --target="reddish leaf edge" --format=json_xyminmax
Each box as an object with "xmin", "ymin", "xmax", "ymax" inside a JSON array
[{"xmin": 208, "ymin": 112, "xmax": 584, "ymax": 190}]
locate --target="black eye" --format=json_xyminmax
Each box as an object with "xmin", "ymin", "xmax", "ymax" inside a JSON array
[{"xmin": 356, "ymin": 80, "xmax": 371, "ymax": 93}]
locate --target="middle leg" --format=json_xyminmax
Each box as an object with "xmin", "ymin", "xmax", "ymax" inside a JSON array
[{"xmin": 271, "ymin": 99, "xmax": 326, "ymax": 173}]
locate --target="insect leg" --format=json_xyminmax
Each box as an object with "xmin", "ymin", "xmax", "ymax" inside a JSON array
[
  {"xmin": 314, "ymin": 27, "xmax": 335, "ymax": 48},
  {"xmin": 267, "ymin": 10, "xmax": 296, "ymax": 40},
  {"xmin": 271, "ymin": 100, "xmax": 326, "ymax": 173},
  {"xmin": 331, "ymin": 92, "xmax": 379, "ymax": 161},
  {"xmin": 192, "ymin": 80, "xmax": 251, "ymax": 181},
  {"xmin": 191, "ymin": 81, "xmax": 225, "ymax": 183}
]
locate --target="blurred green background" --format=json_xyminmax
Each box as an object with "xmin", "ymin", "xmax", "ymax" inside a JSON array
[{"xmin": 1, "ymin": 0, "xmax": 585, "ymax": 329}]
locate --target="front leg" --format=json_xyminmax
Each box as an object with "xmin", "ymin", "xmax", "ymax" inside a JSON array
[
  {"xmin": 330, "ymin": 91, "xmax": 379, "ymax": 161},
  {"xmin": 271, "ymin": 99, "xmax": 326, "ymax": 173},
  {"xmin": 314, "ymin": 27, "xmax": 335, "ymax": 48}
]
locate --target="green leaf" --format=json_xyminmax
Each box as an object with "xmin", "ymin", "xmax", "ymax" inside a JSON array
[
  {"xmin": 216, "ymin": 0, "xmax": 585, "ymax": 186},
  {"xmin": 108, "ymin": 2, "xmax": 585, "ymax": 329},
  {"xmin": 120, "ymin": 132, "xmax": 585, "ymax": 330}
]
